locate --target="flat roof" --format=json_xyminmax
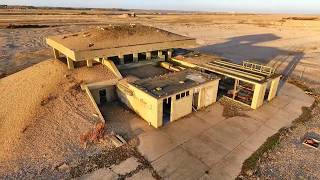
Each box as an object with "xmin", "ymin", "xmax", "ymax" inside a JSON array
[
  {"xmin": 46, "ymin": 24, "xmax": 196, "ymax": 61},
  {"xmin": 132, "ymin": 69, "xmax": 219, "ymax": 98},
  {"xmin": 172, "ymin": 51, "xmax": 281, "ymax": 84}
]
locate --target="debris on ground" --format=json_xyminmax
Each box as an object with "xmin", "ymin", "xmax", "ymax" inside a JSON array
[
  {"xmin": 218, "ymin": 97, "xmax": 250, "ymax": 118},
  {"xmin": 80, "ymin": 121, "xmax": 106, "ymax": 149}
]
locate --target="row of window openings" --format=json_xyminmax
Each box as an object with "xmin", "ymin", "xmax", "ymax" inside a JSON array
[{"xmin": 176, "ymin": 91, "xmax": 190, "ymax": 100}]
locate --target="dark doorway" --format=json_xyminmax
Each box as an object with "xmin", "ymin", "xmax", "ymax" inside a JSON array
[
  {"xmin": 193, "ymin": 92, "xmax": 199, "ymax": 110},
  {"xmin": 99, "ymin": 89, "xmax": 107, "ymax": 105},
  {"xmin": 124, "ymin": 54, "xmax": 133, "ymax": 64},
  {"xmin": 162, "ymin": 97, "xmax": 172, "ymax": 125},
  {"xmin": 138, "ymin": 53, "xmax": 146, "ymax": 61}
]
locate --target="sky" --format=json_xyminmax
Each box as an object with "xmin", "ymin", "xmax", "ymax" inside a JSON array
[{"xmin": 2, "ymin": 0, "xmax": 320, "ymax": 14}]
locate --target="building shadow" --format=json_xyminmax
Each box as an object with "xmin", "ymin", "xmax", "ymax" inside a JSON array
[{"xmin": 194, "ymin": 33, "xmax": 305, "ymax": 90}]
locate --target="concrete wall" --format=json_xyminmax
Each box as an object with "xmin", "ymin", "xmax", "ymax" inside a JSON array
[
  {"xmin": 170, "ymin": 91, "xmax": 193, "ymax": 122},
  {"xmin": 116, "ymin": 79, "xmax": 219, "ymax": 128},
  {"xmin": 91, "ymin": 86, "xmax": 117, "ymax": 105},
  {"xmin": 198, "ymin": 80, "xmax": 219, "ymax": 109},
  {"xmin": 116, "ymin": 83, "xmax": 162, "ymax": 128}
]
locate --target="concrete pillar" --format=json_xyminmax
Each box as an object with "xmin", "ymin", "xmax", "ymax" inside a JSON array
[
  {"xmin": 158, "ymin": 50, "xmax": 165, "ymax": 61},
  {"xmin": 168, "ymin": 49, "xmax": 173, "ymax": 59},
  {"xmin": 133, "ymin": 53, "xmax": 138, "ymax": 63},
  {"xmin": 232, "ymin": 79, "xmax": 239, "ymax": 99},
  {"xmin": 119, "ymin": 55, "xmax": 124, "ymax": 64},
  {"xmin": 251, "ymin": 82, "xmax": 267, "ymax": 109},
  {"xmin": 53, "ymin": 48, "xmax": 59, "ymax": 59},
  {"xmin": 86, "ymin": 59, "xmax": 93, "ymax": 67},
  {"xmin": 67, "ymin": 57, "xmax": 74, "ymax": 70},
  {"xmin": 146, "ymin": 52, "xmax": 151, "ymax": 60},
  {"xmin": 268, "ymin": 76, "xmax": 281, "ymax": 101}
]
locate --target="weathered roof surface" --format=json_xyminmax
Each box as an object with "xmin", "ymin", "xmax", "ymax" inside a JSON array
[
  {"xmin": 46, "ymin": 24, "xmax": 196, "ymax": 61},
  {"xmin": 132, "ymin": 69, "xmax": 219, "ymax": 98},
  {"xmin": 173, "ymin": 49, "xmax": 226, "ymax": 66},
  {"xmin": 172, "ymin": 51, "xmax": 281, "ymax": 84}
]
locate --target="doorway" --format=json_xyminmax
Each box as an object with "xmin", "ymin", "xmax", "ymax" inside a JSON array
[
  {"xmin": 193, "ymin": 92, "xmax": 199, "ymax": 110},
  {"xmin": 99, "ymin": 89, "xmax": 107, "ymax": 105},
  {"xmin": 162, "ymin": 97, "xmax": 172, "ymax": 125}
]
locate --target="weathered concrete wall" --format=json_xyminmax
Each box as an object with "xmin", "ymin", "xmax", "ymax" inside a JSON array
[
  {"xmin": 198, "ymin": 80, "xmax": 219, "ymax": 109},
  {"xmin": 116, "ymin": 83, "xmax": 162, "ymax": 128},
  {"xmin": 91, "ymin": 86, "xmax": 117, "ymax": 105},
  {"xmin": 170, "ymin": 92, "xmax": 193, "ymax": 121}
]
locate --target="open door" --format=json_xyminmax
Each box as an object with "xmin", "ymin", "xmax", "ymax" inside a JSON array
[
  {"xmin": 193, "ymin": 92, "xmax": 199, "ymax": 110},
  {"xmin": 162, "ymin": 97, "xmax": 172, "ymax": 125}
]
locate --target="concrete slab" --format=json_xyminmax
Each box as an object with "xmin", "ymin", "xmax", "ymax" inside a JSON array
[
  {"xmin": 224, "ymin": 117, "xmax": 262, "ymax": 136},
  {"xmin": 161, "ymin": 115, "xmax": 211, "ymax": 145},
  {"xmin": 264, "ymin": 110, "xmax": 300, "ymax": 130},
  {"xmin": 137, "ymin": 130, "xmax": 177, "ymax": 162},
  {"xmin": 111, "ymin": 157, "xmax": 140, "ymax": 175},
  {"xmin": 199, "ymin": 163, "xmax": 233, "ymax": 180},
  {"xmin": 279, "ymin": 83, "xmax": 307, "ymax": 102},
  {"xmin": 194, "ymin": 103, "xmax": 225, "ymax": 125},
  {"xmin": 78, "ymin": 168, "xmax": 118, "ymax": 180},
  {"xmin": 221, "ymin": 145, "xmax": 253, "ymax": 178},
  {"xmin": 127, "ymin": 169, "xmax": 155, "ymax": 180},
  {"xmin": 182, "ymin": 133, "xmax": 230, "ymax": 167},
  {"xmin": 202, "ymin": 117, "xmax": 260, "ymax": 151},
  {"xmin": 268, "ymin": 94, "xmax": 292, "ymax": 109},
  {"xmin": 152, "ymin": 147, "xmax": 208, "ymax": 180},
  {"xmin": 241, "ymin": 125, "xmax": 277, "ymax": 152},
  {"xmin": 283, "ymin": 98, "xmax": 314, "ymax": 116},
  {"xmin": 245, "ymin": 104, "xmax": 280, "ymax": 123}
]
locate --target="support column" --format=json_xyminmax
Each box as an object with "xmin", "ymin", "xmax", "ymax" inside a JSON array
[
  {"xmin": 232, "ymin": 79, "xmax": 239, "ymax": 99},
  {"xmin": 53, "ymin": 48, "xmax": 59, "ymax": 59},
  {"xmin": 158, "ymin": 50, "xmax": 165, "ymax": 61},
  {"xmin": 146, "ymin": 52, "xmax": 151, "ymax": 60},
  {"xmin": 133, "ymin": 53, "xmax": 138, "ymax": 63},
  {"xmin": 251, "ymin": 82, "xmax": 267, "ymax": 109},
  {"xmin": 167, "ymin": 49, "xmax": 173, "ymax": 59},
  {"xmin": 86, "ymin": 59, "xmax": 93, "ymax": 67},
  {"xmin": 268, "ymin": 76, "xmax": 281, "ymax": 101},
  {"xmin": 67, "ymin": 57, "xmax": 74, "ymax": 70},
  {"xmin": 119, "ymin": 55, "xmax": 124, "ymax": 65}
]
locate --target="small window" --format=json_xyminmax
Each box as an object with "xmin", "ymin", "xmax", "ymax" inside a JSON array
[
  {"xmin": 181, "ymin": 92, "xmax": 185, "ymax": 98},
  {"xmin": 176, "ymin": 94, "xmax": 181, "ymax": 100},
  {"xmin": 186, "ymin": 91, "xmax": 190, "ymax": 96}
]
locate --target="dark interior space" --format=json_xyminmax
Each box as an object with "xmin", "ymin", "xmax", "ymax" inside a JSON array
[
  {"xmin": 124, "ymin": 54, "xmax": 133, "ymax": 64},
  {"xmin": 162, "ymin": 97, "xmax": 172, "ymax": 125},
  {"xmin": 109, "ymin": 56, "xmax": 120, "ymax": 65},
  {"xmin": 99, "ymin": 89, "xmax": 107, "ymax": 105},
  {"xmin": 138, "ymin": 52, "xmax": 146, "ymax": 61},
  {"xmin": 151, "ymin": 51, "xmax": 158, "ymax": 59}
]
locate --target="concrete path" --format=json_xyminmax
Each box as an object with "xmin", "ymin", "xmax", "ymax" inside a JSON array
[{"xmin": 137, "ymin": 83, "xmax": 314, "ymax": 179}]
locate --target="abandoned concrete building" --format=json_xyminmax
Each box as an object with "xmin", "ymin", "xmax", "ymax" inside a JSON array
[{"xmin": 46, "ymin": 24, "xmax": 281, "ymax": 128}]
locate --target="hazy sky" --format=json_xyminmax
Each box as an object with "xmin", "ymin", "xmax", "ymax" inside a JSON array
[{"xmin": 3, "ymin": 0, "xmax": 320, "ymax": 14}]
